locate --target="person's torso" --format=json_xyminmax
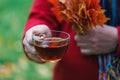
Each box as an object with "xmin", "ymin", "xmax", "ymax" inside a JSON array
[{"xmin": 53, "ymin": 22, "xmax": 98, "ymax": 80}]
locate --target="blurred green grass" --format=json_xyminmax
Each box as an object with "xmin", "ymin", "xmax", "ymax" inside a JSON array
[{"xmin": 0, "ymin": 0, "xmax": 54, "ymax": 80}]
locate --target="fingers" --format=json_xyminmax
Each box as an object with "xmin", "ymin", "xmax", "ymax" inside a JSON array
[
  {"xmin": 23, "ymin": 37, "xmax": 36, "ymax": 54},
  {"xmin": 80, "ymin": 48, "xmax": 100, "ymax": 55},
  {"xmin": 78, "ymin": 42, "xmax": 96, "ymax": 55},
  {"xmin": 77, "ymin": 42, "xmax": 95, "ymax": 49},
  {"xmin": 74, "ymin": 33, "xmax": 98, "ymax": 55},
  {"xmin": 81, "ymin": 49, "xmax": 92, "ymax": 55},
  {"xmin": 32, "ymin": 25, "xmax": 51, "ymax": 37},
  {"xmin": 74, "ymin": 34, "xmax": 92, "ymax": 43},
  {"xmin": 25, "ymin": 25, "xmax": 51, "ymax": 44},
  {"xmin": 23, "ymin": 37, "xmax": 45, "ymax": 63},
  {"xmin": 26, "ymin": 52, "xmax": 45, "ymax": 63}
]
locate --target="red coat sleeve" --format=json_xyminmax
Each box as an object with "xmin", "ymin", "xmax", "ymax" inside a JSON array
[
  {"xmin": 24, "ymin": 0, "xmax": 60, "ymax": 34},
  {"xmin": 116, "ymin": 26, "xmax": 120, "ymax": 56}
]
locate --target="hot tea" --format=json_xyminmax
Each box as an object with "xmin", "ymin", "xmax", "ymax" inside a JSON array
[
  {"xmin": 34, "ymin": 37, "xmax": 68, "ymax": 62},
  {"xmin": 32, "ymin": 30, "xmax": 70, "ymax": 62}
]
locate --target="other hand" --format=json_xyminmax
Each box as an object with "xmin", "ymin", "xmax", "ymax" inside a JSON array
[{"xmin": 74, "ymin": 25, "xmax": 118, "ymax": 55}]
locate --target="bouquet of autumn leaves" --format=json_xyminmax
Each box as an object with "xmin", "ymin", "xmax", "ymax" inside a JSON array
[{"xmin": 48, "ymin": 0, "xmax": 109, "ymax": 34}]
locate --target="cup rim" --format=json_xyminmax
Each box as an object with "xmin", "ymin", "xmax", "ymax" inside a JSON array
[{"xmin": 32, "ymin": 30, "xmax": 70, "ymax": 43}]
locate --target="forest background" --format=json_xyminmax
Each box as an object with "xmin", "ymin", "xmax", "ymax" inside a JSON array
[{"xmin": 0, "ymin": 0, "xmax": 54, "ymax": 80}]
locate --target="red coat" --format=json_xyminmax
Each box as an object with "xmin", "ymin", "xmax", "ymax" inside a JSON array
[{"xmin": 23, "ymin": 0, "xmax": 120, "ymax": 80}]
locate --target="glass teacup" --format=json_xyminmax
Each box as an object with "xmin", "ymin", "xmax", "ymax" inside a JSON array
[{"xmin": 32, "ymin": 30, "xmax": 70, "ymax": 62}]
